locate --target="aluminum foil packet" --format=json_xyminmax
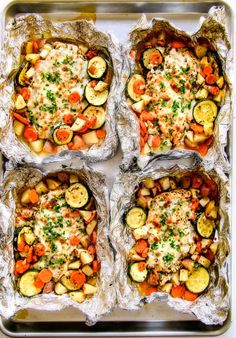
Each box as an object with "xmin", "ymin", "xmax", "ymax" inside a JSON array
[
  {"xmin": 0, "ymin": 14, "xmax": 121, "ymax": 165},
  {"xmin": 118, "ymin": 6, "xmax": 232, "ymax": 171},
  {"xmin": 110, "ymin": 157, "xmax": 230, "ymax": 325},
  {"xmin": 0, "ymin": 160, "xmax": 115, "ymax": 325}
]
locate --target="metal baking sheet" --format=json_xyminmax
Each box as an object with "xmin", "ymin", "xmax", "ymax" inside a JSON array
[{"xmin": 0, "ymin": 0, "xmax": 233, "ymax": 336}]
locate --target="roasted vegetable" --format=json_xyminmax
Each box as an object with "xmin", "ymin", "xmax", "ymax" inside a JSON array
[
  {"xmin": 65, "ymin": 183, "xmax": 89, "ymax": 208},
  {"xmin": 193, "ymin": 100, "xmax": 218, "ymax": 125},
  {"xmin": 125, "ymin": 207, "xmax": 147, "ymax": 229}
]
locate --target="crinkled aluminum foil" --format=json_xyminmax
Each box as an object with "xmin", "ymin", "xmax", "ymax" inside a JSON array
[
  {"xmin": 0, "ymin": 160, "xmax": 115, "ymax": 325},
  {"xmin": 118, "ymin": 6, "xmax": 232, "ymax": 171},
  {"xmin": 0, "ymin": 14, "xmax": 121, "ymax": 165},
  {"xmin": 110, "ymin": 157, "xmax": 230, "ymax": 325}
]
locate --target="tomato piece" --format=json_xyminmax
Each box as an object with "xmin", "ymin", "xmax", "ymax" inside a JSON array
[
  {"xmin": 192, "ymin": 174, "xmax": 203, "ymax": 188},
  {"xmin": 23, "ymin": 126, "xmax": 38, "ymax": 142}
]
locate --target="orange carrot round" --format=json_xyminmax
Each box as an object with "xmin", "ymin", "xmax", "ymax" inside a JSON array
[
  {"xmin": 92, "ymin": 230, "xmax": 97, "ymax": 245},
  {"xmin": 183, "ymin": 290, "xmax": 198, "ymax": 301},
  {"xmin": 23, "ymin": 126, "xmax": 38, "ymax": 142},
  {"xmin": 38, "ymin": 269, "xmax": 53, "ymax": 283},
  {"xmin": 68, "ymin": 92, "xmax": 81, "ymax": 104},
  {"xmin": 205, "ymin": 74, "xmax": 217, "ymax": 85},
  {"xmin": 34, "ymin": 277, "xmax": 45, "ymax": 289},
  {"xmin": 14, "ymin": 259, "xmax": 30, "ymax": 274},
  {"xmin": 96, "ymin": 129, "xmax": 106, "ymax": 139},
  {"xmin": 92, "ymin": 260, "xmax": 100, "ymax": 273},
  {"xmin": 171, "ymin": 284, "xmax": 186, "ymax": 298},
  {"xmin": 202, "ymin": 65, "xmax": 213, "ymax": 76},
  {"xmin": 208, "ymin": 86, "xmax": 220, "ymax": 96},
  {"xmin": 63, "ymin": 113, "xmax": 74, "ymax": 125},
  {"xmin": 34, "ymin": 243, "xmax": 46, "ymax": 256},
  {"xmin": 29, "ymin": 189, "xmax": 39, "ymax": 204},
  {"xmin": 135, "ymin": 239, "xmax": 148, "ymax": 255},
  {"xmin": 70, "ymin": 271, "xmax": 86, "ymax": 288},
  {"xmin": 20, "ymin": 87, "xmax": 31, "ymax": 101},
  {"xmin": 70, "ymin": 235, "xmax": 80, "ymax": 246}
]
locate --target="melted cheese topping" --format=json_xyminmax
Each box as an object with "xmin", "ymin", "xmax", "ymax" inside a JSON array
[
  {"xmin": 144, "ymin": 48, "xmax": 200, "ymax": 148},
  {"xmin": 33, "ymin": 185, "xmax": 85, "ymax": 281},
  {"xmin": 145, "ymin": 189, "xmax": 196, "ymax": 273},
  {"xmin": 27, "ymin": 42, "xmax": 89, "ymax": 139}
]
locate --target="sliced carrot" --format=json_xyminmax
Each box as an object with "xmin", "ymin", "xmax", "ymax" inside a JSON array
[
  {"xmin": 183, "ymin": 290, "xmax": 198, "ymax": 301},
  {"xmin": 55, "ymin": 128, "xmax": 71, "ymax": 143},
  {"xmin": 92, "ymin": 230, "xmax": 97, "ymax": 245},
  {"xmin": 13, "ymin": 112, "xmax": 29, "ymax": 125},
  {"xmin": 133, "ymin": 79, "xmax": 145, "ymax": 95},
  {"xmin": 208, "ymin": 86, "xmax": 220, "ymax": 96},
  {"xmin": 171, "ymin": 284, "xmax": 186, "ymax": 298},
  {"xmin": 198, "ymin": 142, "xmax": 209, "ymax": 156},
  {"xmin": 14, "ymin": 259, "xmax": 30, "ymax": 274},
  {"xmin": 205, "ymin": 249, "xmax": 215, "ymax": 262},
  {"xmin": 70, "ymin": 235, "xmax": 80, "ymax": 246},
  {"xmin": 34, "ymin": 243, "xmax": 46, "ymax": 256},
  {"xmin": 88, "ymin": 245, "xmax": 96, "ymax": 255},
  {"xmin": 146, "ymin": 286, "xmax": 158, "ymax": 296},
  {"xmin": 140, "ymin": 120, "xmax": 147, "ymax": 133},
  {"xmin": 96, "ymin": 129, "xmax": 106, "ymax": 139},
  {"xmin": 29, "ymin": 189, "xmax": 39, "ymax": 204},
  {"xmin": 34, "ymin": 277, "xmax": 45, "ymax": 289},
  {"xmin": 68, "ymin": 92, "xmax": 81, "ymax": 104},
  {"xmin": 140, "ymin": 136, "xmax": 145, "ymax": 148},
  {"xmin": 191, "ymin": 198, "xmax": 199, "ymax": 211},
  {"xmin": 87, "ymin": 117, "xmax": 97, "ymax": 129},
  {"xmin": 141, "ymin": 247, "xmax": 149, "ymax": 258},
  {"xmin": 190, "ymin": 122, "xmax": 204, "ymax": 134},
  {"xmin": 205, "ymin": 74, "xmax": 217, "ymax": 85},
  {"xmin": 17, "ymin": 242, "xmax": 26, "ymax": 252},
  {"xmin": 63, "ymin": 113, "xmax": 74, "ymax": 125},
  {"xmin": 23, "ymin": 126, "xmax": 38, "ymax": 142},
  {"xmin": 20, "ymin": 87, "xmax": 31, "ymax": 101},
  {"xmin": 66, "ymin": 210, "xmax": 80, "ymax": 218},
  {"xmin": 135, "ymin": 239, "xmax": 148, "ymax": 255},
  {"xmin": 24, "ymin": 245, "xmax": 30, "ymax": 252},
  {"xmin": 92, "ymin": 260, "xmax": 100, "ymax": 273},
  {"xmin": 170, "ymin": 41, "xmax": 186, "ymax": 48},
  {"xmin": 57, "ymin": 172, "xmax": 69, "ymax": 182},
  {"xmin": 38, "ymin": 269, "xmax": 53, "ymax": 283},
  {"xmin": 149, "ymin": 50, "xmax": 163, "ymax": 65},
  {"xmin": 202, "ymin": 65, "xmax": 213, "ymax": 76},
  {"xmin": 151, "ymin": 135, "xmax": 161, "ymax": 148},
  {"xmin": 70, "ymin": 270, "xmax": 86, "ymax": 288},
  {"xmin": 138, "ymin": 262, "xmax": 146, "ymax": 271},
  {"xmin": 192, "ymin": 174, "xmax": 203, "ymax": 188}
]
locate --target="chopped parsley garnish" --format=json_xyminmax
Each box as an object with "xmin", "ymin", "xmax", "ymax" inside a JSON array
[
  {"xmin": 178, "ymin": 200, "xmax": 183, "ymax": 207},
  {"xmin": 161, "ymin": 100, "xmax": 168, "ymax": 107},
  {"xmin": 164, "ymin": 72, "xmax": 172, "ymax": 80},
  {"xmin": 160, "ymin": 82, "xmax": 165, "ymax": 90},
  {"xmin": 178, "ymin": 228, "xmax": 184, "ymax": 237},
  {"xmin": 180, "ymin": 66, "xmax": 190, "ymax": 74},
  {"xmin": 163, "ymin": 253, "xmax": 174, "ymax": 263},
  {"xmin": 53, "ymin": 204, "xmax": 61, "ymax": 212},
  {"xmin": 151, "ymin": 242, "xmax": 159, "ymax": 250},
  {"xmin": 62, "ymin": 55, "xmax": 75, "ymax": 65},
  {"xmin": 50, "ymin": 242, "xmax": 57, "ymax": 252},
  {"xmin": 172, "ymin": 100, "xmax": 180, "ymax": 114},
  {"xmin": 49, "ymin": 258, "xmax": 65, "ymax": 265},
  {"xmin": 42, "ymin": 71, "xmax": 61, "ymax": 83},
  {"xmin": 160, "ymin": 212, "xmax": 168, "ymax": 226}
]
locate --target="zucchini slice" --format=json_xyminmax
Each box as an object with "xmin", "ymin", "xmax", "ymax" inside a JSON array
[
  {"xmin": 65, "ymin": 183, "xmax": 89, "ymax": 208},
  {"xmin": 126, "ymin": 207, "xmax": 147, "ymax": 229},
  {"xmin": 197, "ymin": 213, "xmax": 215, "ymax": 238},
  {"xmin": 85, "ymin": 81, "xmax": 109, "ymax": 106},
  {"xmin": 53, "ymin": 125, "xmax": 73, "ymax": 145},
  {"xmin": 193, "ymin": 100, "xmax": 218, "ymax": 125},
  {"xmin": 83, "ymin": 105, "xmax": 106, "ymax": 129},
  {"xmin": 19, "ymin": 270, "xmax": 43, "ymax": 297},
  {"xmin": 129, "ymin": 262, "xmax": 148, "ymax": 282},
  {"xmin": 15, "ymin": 61, "xmax": 30, "ymax": 87},
  {"xmin": 185, "ymin": 267, "xmax": 210, "ymax": 294},
  {"xmin": 126, "ymin": 74, "xmax": 146, "ymax": 102},
  {"xmin": 142, "ymin": 48, "xmax": 163, "ymax": 70},
  {"xmin": 87, "ymin": 56, "xmax": 107, "ymax": 79}
]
